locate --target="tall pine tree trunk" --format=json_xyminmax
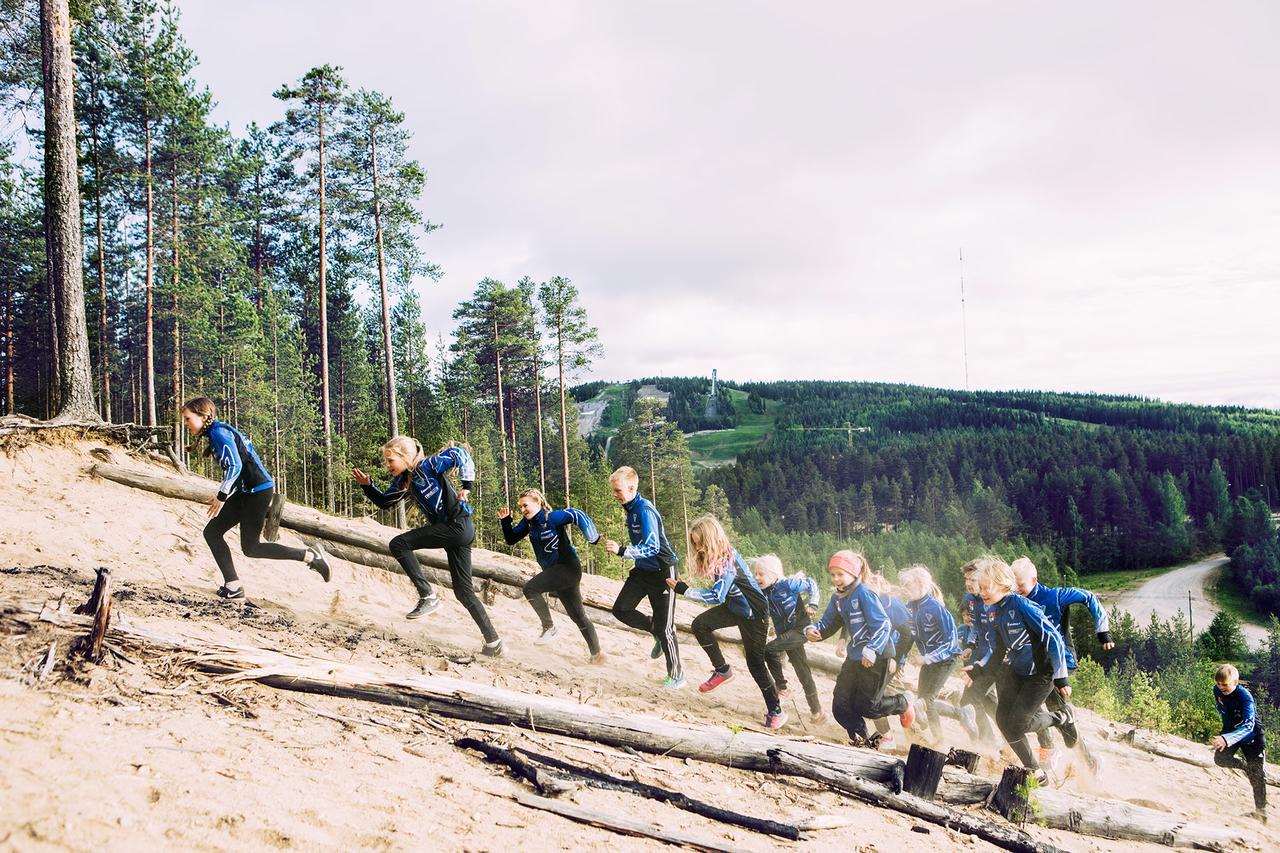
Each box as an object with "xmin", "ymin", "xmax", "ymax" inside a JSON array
[
  {"xmin": 493, "ymin": 315, "xmax": 511, "ymax": 507},
  {"xmin": 557, "ymin": 321, "xmax": 570, "ymax": 504},
  {"xmin": 170, "ymin": 156, "xmax": 181, "ymax": 447},
  {"xmin": 318, "ymin": 104, "xmax": 334, "ymax": 511},
  {"xmin": 254, "ymin": 170, "xmax": 264, "ymax": 309},
  {"xmin": 41, "ymin": 0, "xmax": 99, "ymax": 422},
  {"xmin": 143, "ymin": 107, "xmax": 157, "ymax": 427},
  {"xmin": 3, "ymin": 277, "xmax": 12, "ymax": 414},
  {"xmin": 89, "ymin": 70, "xmax": 111, "ymax": 421},
  {"xmin": 370, "ymin": 125, "xmax": 405, "ymax": 527},
  {"xmin": 535, "ymin": 359, "xmax": 546, "ymax": 494}
]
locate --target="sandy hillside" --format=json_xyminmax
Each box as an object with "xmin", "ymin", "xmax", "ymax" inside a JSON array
[{"xmin": 0, "ymin": 438, "xmax": 1271, "ymax": 852}]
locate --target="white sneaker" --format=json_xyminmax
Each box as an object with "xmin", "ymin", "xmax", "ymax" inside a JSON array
[{"xmin": 535, "ymin": 625, "xmax": 558, "ymax": 645}]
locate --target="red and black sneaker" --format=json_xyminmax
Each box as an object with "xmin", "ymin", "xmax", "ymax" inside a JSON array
[
  {"xmin": 698, "ymin": 668, "xmax": 734, "ymax": 693},
  {"xmin": 898, "ymin": 693, "xmax": 917, "ymax": 729}
]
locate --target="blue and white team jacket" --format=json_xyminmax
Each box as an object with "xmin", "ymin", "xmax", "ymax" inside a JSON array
[
  {"xmin": 1215, "ymin": 684, "xmax": 1262, "ymax": 748},
  {"xmin": 763, "ymin": 575, "xmax": 821, "ymax": 635},
  {"xmin": 962, "ymin": 592, "xmax": 996, "ymax": 666},
  {"xmin": 361, "ymin": 446, "xmax": 475, "ymax": 525},
  {"xmin": 881, "ymin": 593, "xmax": 915, "ymax": 667},
  {"xmin": 502, "ymin": 508, "xmax": 600, "ymax": 569},
  {"xmin": 679, "ymin": 550, "xmax": 767, "ymax": 620},
  {"xmin": 1023, "ymin": 582, "xmax": 1111, "ymax": 671},
  {"xmin": 978, "ymin": 594, "xmax": 1069, "ymax": 685},
  {"xmin": 907, "ymin": 594, "xmax": 962, "ymax": 666},
  {"xmin": 808, "ymin": 581, "xmax": 892, "ymax": 663},
  {"xmin": 205, "ymin": 420, "xmax": 273, "ymax": 501},
  {"xmin": 618, "ymin": 494, "xmax": 678, "ymax": 572}
]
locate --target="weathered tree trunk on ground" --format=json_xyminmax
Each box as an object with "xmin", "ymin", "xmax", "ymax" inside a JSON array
[
  {"xmin": 1117, "ymin": 726, "xmax": 1280, "ymax": 787},
  {"xmin": 40, "ymin": 0, "xmax": 99, "ymax": 423}
]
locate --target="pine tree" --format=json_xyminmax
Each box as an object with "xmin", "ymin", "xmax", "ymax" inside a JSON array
[{"xmin": 538, "ymin": 275, "xmax": 601, "ymax": 505}]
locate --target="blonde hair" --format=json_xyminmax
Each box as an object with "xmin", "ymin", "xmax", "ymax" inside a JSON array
[
  {"xmin": 969, "ymin": 556, "xmax": 1014, "ymax": 596},
  {"xmin": 382, "ymin": 435, "xmax": 425, "ymax": 468},
  {"xmin": 752, "ymin": 554, "xmax": 784, "ymax": 585},
  {"xmin": 688, "ymin": 515, "xmax": 734, "ymax": 578},
  {"xmin": 610, "ymin": 466, "xmax": 639, "ymax": 486},
  {"xmin": 1215, "ymin": 663, "xmax": 1239, "ymax": 683},
  {"xmin": 517, "ymin": 487, "xmax": 551, "ymax": 512},
  {"xmin": 862, "ymin": 571, "xmax": 897, "ymax": 597},
  {"xmin": 961, "ymin": 558, "xmax": 984, "ymax": 576},
  {"xmin": 899, "ymin": 566, "xmax": 943, "ymax": 602},
  {"xmin": 1009, "ymin": 556, "xmax": 1037, "ymax": 579}
]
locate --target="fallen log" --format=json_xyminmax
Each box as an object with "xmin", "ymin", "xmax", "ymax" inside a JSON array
[
  {"xmin": 88, "ymin": 461, "xmax": 850, "ymax": 674},
  {"xmin": 767, "ymin": 749, "xmax": 1061, "ymax": 853},
  {"xmin": 457, "ymin": 737, "xmax": 582, "ymax": 796},
  {"xmin": 508, "ymin": 790, "xmax": 736, "ymax": 853},
  {"xmin": 510, "ymin": 742, "xmax": 802, "ymax": 841},
  {"xmin": 1119, "ymin": 726, "xmax": 1280, "ymax": 789},
  {"xmin": 14, "ymin": 599, "xmax": 1253, "ymax": 850}
]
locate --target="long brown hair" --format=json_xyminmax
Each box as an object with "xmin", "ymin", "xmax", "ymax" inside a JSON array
[
  {"xmin": 181, "ymin": 397, "xmax": 217, "ymax": 456},
  {"xmin": 688, "ymin": 514, "xmax": 734, "ymax": 579}
]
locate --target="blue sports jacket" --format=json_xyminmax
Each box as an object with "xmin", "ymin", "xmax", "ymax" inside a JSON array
[
  {"xmin": 763, "ymin": 575, "xmax": 821, "ymax": 635},
  {"xmin": 881, "ymin": 593, "xmax": 915, "ymax": 667},
  {"xmin": 361, "ymin": 446, "xmax": 475, "ymax": 525},
  {"xmin": 679, "ymin": 550, "xmax": 767, "ymax": 620},
  {"xmin": 206, "ymin": 420, "xmax": 273, "ymax": 501},
  {"xmin": 908, "ymin": 594, "xmax": 961, "ymax": 666},
  {"xmin": 808, "ymin": 581, "xmax": 891, "ymax": 663},
  {"xmin": 962, "ymin": 592, "xmax": 996, "ymax": 665},
  {"xmin": 1215, "ymin": 684, "xmax": 1262, "ymax": 748},
  {"xmin": 502, "ymin": 507, "xmax": 600, "ymax": 569},
  {"xmin": 979, "ymin": 594, "xmax": 1069, "ymax": 685},
  {"xmin": 617, "ymin": 494, "xmax": 678, "ymax": 572},
  {"xmin": 1024, "ymin": 582, "xmax": 1111, "ymax": 670}
]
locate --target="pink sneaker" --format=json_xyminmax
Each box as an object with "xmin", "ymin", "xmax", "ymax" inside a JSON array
[
  {"xmin": 810, "ymin": 711, "xmax": 828, "ymax": 724},
  {"xmin": 898, "ymin": 694, "xmax": 917, "ymax": 730},
  {"xmin": 699, "ymin": 668, "xmax": 734, "ymax": 693},
  {"xmin": 765, "ymin": 709, "xmax": 788, "ymax": 730}
]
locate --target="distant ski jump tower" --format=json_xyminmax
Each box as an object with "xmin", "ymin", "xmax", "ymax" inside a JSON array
[{"xmin": 706, "ymin": 369, "xmax": 719, "ymax": 418}]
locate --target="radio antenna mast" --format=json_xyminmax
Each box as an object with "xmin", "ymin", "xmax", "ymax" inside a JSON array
[{"xmin": 960, "ymin": 247, "xmax": 971, "ymax": 390}]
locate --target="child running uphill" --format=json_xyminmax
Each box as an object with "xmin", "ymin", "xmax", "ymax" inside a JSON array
[
  {"xmin": 864, "ymin": 572, "xmax": 918, "ymax": 749},
  {"xmin": 1212, "ymin": 663, "xmax": 1268, "ymax": 825},
  {"xmin": 959, "ymin": 560, "xmax": 1000, "ymax": 745},
  {"xmin": 500, "ymin": 488, "xmax": 607, "ymax": 664},
  {"xmin": 353, "ymin": 438, "xmax": 502, "ymax": 657},
  {"xmin": 669, "ymin": 516, "xmax": 785, "ymax": 728},
  {"xmin": 899, "ymin": 566, "xmax": 979, "ymax": 744},
  {"xmin": 805, "ymin": 551, "xmax": 916, "ymax": 746},
  {"xmin": 754, "ymin": 555, "xmax": 826, "ymax": 723},
  {"xmin": 181, "ymin": 397, "xmax": 330, "ymax": 600},
  {"xmin": 605, "ymin": 466, "xmax": 683, "ymax": 688},
  {"xmin": 963, "ymin": 557, "xmax": 1075, "ymax": 784}
]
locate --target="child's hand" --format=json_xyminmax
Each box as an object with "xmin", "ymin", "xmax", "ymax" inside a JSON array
[
  {"xmin": 1101, "ymin": 640, "xmax": 1116, "ymax": 651},
  {"xmin": 497, "ymin": 507, "xmax": 510, "ymax": 520},
  {"xmin": 605, "ymin": 539, "xmax": 620, "ymax": 554},
  {"xmin": 804, "ymin": 627, "xmax": 821, "ymax": 643},
  {"xmin": 961, "ymin": 647, "xmax": 972, "ymax": 661},
  {"xmin": 861, "ymin": 651, "xmax": 876, "ymax": 668},
  {"xmin": 1058, "ymin": 684, "xmax": 1072, "ymax": 700},
  {"xmin": 835, "ymin": 645, "xmax": 847, "ymax": 658},
  {"xmin": 1210, "ymin": 735, "xmax": 1227, "ymax": 751},
  {"xmin": 207, "ymin": 497, "xmax": 224, "ymax": 518},
  {"xmin": 352, "ymin": 468, "xmax": 372, "ymax": 486},
  {"xmin": 961, "ymin": 670, "xmax": 974, "ymax": 688},
  {"xmin": 887, "ymin": 658, "xmax": 897, "ymax": 675},
  {"xmin": 665, "ymin": 578, "xmax": 677, "ymax": 590},
  {"xmin": 458, "ymin": 489, "xmax": 471, "ymax": 503}
]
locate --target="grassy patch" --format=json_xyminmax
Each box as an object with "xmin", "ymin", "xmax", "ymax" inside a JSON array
[
  {"xmin": 1208, "ymin": 569, "xmax": 1271, "ymax": 628},
  {"xmin": 688, "ymin": 389, "xmax": 779, "ymax": 465},
  {"xmin": 1076, "ymin": 566, "xmax": 1172, "ymax": 595}
]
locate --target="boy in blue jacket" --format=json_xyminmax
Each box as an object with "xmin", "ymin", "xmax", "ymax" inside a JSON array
[
  {"xmin": 754, "ymin": 555, "xmax": 825, "ymax": 722},
  {"xmin": 806, "ymin": 551, "xmax": 916, "ymax": 744},
  {"xmin": 1212, "ymin": 664, "xmax": 1268, "ymax": 824}
]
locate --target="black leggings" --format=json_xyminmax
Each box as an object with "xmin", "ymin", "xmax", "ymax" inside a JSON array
[
  {"xmin": 918, "ymin": 658, "xmax": 966, "ymax": 736},
  {"xmin": 389, "ymin": 516, "xmax": 497, "ymax": 643},
  {"xmin": 962, "ymin": 666, "xmax": 999, "ymax": 741},
  {"xmin": 691, "ymin": 604, "xmax": 779, "ymax": 714},
  {"xmin": 203, "ymin": 488, "xmax": 307, "ymax": 583},
  {"xmin": 612, "ymin": 566, "xmax": 682, "ymax": 681},
  {"xmin": 765, "ymin": 628, "xmax": 822, "ymax": 714},
  {"xmin": 1215, "ymin": 736, "xmax": 1267, "ymax": 811},
  {"xmin": 994, "ymin": 666, "xmax": 1062, "ymax": 768},
  {"xmin": 832, "ymin": 656, "xmax": 907, "ymax": 742},
  {"xmin": 523, "ymin": 554, "xmax": 600, "ymax": 655}
]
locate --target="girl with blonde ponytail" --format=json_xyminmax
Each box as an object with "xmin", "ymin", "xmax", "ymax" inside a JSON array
[
  {"xmin": 500, "ymin": 487, "xmax": 607, "ymax": 663},
  {"xmin": 353, "ymin": 437, "xmax": 502, "ymax": 656},
  {"xmin": 899, "ymin": 565, "xmax": 978, "ymax": 744},
  {"xmin": 666, "ymin": 515, "xmax": 786, "ymax": 729}
]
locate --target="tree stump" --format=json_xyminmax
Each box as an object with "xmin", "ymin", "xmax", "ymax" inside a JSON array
[
  {"xmin": 71, "ymin": 567, "xmax": 112, "ymax": 662},
  {"xmin": 946, "ymin": 748, "xmax": 981, "ymax": 775},
  {"xmin": 991, "ymin": 765, "xmax": 1033, "ymax": 824},
  {"xmin": 263, "ymin": 492, "xmax": 286, "ymax": 542},
  {"xmin": 903, "ymin": 743, "xmax": 948, "ymax": 800}
]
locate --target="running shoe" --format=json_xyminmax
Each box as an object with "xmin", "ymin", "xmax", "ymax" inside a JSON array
[
  {"xmin": 1056, "ymin": 702, "xmax": 1079, "ymax": 748},
  {"xmin": 810, "ymin": 710, "xmax": 829, "ymax": 724},
  {"xmin": 216, "ymin": 585, "xmax": 245, "ymax": 601},
  {"xmin": 307, "ymin": 541, "xmax": 331, "ymax": 582},
  {"xmin": 699, "ymin": 668, "xmax": 734, "ymax": 693},
  {"xmin": 662, "ymin": 675, "xmax": 686, "ymax": 690},
  {"xmin": 534, "ymin": 625, "xmax": 558, "ymax": 645},
  {"xmin": 765, "ymin": 709, "xmax": 788, "ymax": 730},
  {"xmin": 406, "ymin": 595, "xmax": 440, "ymax": 620},
  {"xmin": 589, "ymin": 651, "xmax": 609, "ymax": 665},
  {"xmin": 898, "ymin": 693, "xmax": 917, "ymax": 729},
  {"xmin": 650, "ymin": 640, "xmax": 663, "ymax": 659},
  {"xmin": 960, "ymin": 705, "xmax": 980, "ymax": 739},
  {"xmin": 481, "ymin": 638, "xmax": 504, "ymax": 657}
]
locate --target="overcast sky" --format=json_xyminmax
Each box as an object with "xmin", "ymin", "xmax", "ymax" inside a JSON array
[{"xmin": 177, "ymin": 1, "xmax": 1280, "ymax": 408}]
